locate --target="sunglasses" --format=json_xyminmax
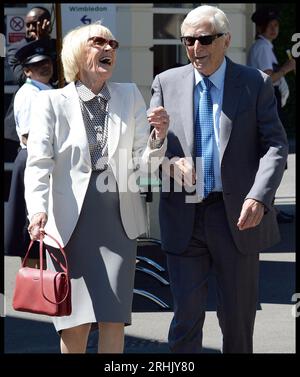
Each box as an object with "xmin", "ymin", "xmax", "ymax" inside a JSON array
[
  {"xmin": 180, "ymin": 33, "xmax": 224, "ymax": 46},
  {"xmin": 88, "ymin": 36, "xmax": 119, "ymax": 50}
]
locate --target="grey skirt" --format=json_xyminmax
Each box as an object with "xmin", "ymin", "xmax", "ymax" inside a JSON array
[{"xmin": 46, "ymin": 170, "xmax": 137, "ymax": 333}]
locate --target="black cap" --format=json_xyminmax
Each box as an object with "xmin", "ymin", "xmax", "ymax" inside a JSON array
[
  {"xmin": 251, "ymin": 7, "xmax": 280, "ymax": 26},
  {"xmin": 16, "ymin": 39, "xmax": 52, "ymax": 66}
]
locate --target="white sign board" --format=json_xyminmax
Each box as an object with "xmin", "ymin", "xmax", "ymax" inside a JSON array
[{"xmin": 61, "ymin": 4, "xmax": 116, "ymax": 37}]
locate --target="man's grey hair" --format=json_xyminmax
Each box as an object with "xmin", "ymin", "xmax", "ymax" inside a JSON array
[{"xmin": 181, "ymin": 5, "xmax": 230, "ymax": 35}]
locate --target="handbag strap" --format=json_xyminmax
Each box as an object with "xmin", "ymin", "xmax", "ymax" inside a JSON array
[
  {"xmin": 22, "ymin": 233, "xmax": 67, "ymax": 273},
  {"xmin": 22, "ymin": 232, "xmax": 70, "ymax": 306}
]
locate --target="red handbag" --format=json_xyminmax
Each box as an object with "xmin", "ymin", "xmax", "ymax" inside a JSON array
[{"xmin": 12, "ymin": 232, "xmax": 71, "ymax": 316}]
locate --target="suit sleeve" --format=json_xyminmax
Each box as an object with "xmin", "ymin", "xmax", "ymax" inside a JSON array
[
  {"xmin": 131, "ymin": 84, "xmax": 167, "ymax": 175},
  {"xmin": 150, "ymin": 74, "xmax": 164, "ymax": 109},
  {"xmin": 24, "ymin": 91, "xmax": 55, "ymax": 219},
  {"xmin": 151, "ymin": 75, "xmax": 177, "ymax": 162},
  {"xmin": 245, "ymin": 75, "xmax": 288, "ymax": 210}
]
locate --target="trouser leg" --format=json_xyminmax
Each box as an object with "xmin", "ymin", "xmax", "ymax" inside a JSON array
[
  {"xmin": 166, "ymin": 205, "xmax": 212, "ymax": 353},
  {"xmin": 206, "ymin": 200, "xmax": 259, "ymax": 353}
]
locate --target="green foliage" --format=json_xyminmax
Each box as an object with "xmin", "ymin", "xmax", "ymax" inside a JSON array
[{"xmin": 258, "ymin": 3, "xmax": 296, "ymax": 137}]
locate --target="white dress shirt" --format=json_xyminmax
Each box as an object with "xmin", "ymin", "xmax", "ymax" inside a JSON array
[
  {"xmin": 14, "ymin": 78, "xmax": 52, "ymax": 148},
  {"xmin": 247, "ymin": 35, "xmax": 289, "ymax": 106}
]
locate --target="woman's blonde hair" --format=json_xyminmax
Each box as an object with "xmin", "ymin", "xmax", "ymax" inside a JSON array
[{"xmin": 61, "ymin": 22, "xmax": 114, "ymax": 83}]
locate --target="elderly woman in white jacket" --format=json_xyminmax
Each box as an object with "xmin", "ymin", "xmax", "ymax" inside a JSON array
[{"xmin": 25, "ymin": 22, "xmax": 168, "ymax": 354}]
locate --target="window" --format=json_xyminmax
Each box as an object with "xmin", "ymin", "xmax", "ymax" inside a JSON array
[{"xmin": 152, "ymin": 5, "xmax": 194, "ymax": 76}]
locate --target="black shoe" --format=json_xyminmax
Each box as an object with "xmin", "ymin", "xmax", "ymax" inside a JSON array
[{"xmin": 277, "ymin": 211, "xmax": 294, "ymax": 223}]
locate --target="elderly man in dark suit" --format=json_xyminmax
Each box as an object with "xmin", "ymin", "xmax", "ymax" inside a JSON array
[{"xmin": 148, "ymin": 4, "xmax": 288, "ymax": 353}]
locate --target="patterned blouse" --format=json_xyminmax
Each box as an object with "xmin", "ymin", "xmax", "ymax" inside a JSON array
[
  {"xmin": 76, "ymin": 80, "xmax": 164, "ymax": 171},
  {"xmin": 76, "ymin": 80, "xmax": 110, "ymax": 171}
]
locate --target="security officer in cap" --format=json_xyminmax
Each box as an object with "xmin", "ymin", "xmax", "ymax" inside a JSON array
[
  {"xmin": 15, "ymin": 38, "xmax": 54, "ymax": 81},
  {"xmin": 7, "ymin": 6, "xmax": 57, "ymax": 86},
  {"xmin": 4, "ymin": 39, "xmax": 53, "ymax": 267},
  {"xmin": 247, "ymin": 6, "xmax": 296, "ymax": 223},
  {"xmin": 5, "ymin": 6, "xmax": 57, "ymax": 164}
]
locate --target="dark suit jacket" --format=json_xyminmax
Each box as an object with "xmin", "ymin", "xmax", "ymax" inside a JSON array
[{"xmin": 150, "ymin": 58, "xmax": 288, "ymax": 255}]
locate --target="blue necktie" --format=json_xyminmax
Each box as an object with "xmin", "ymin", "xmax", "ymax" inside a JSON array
[{"xmin": 195, "ymin": 77, "xmax": 215, "ymax": 198}]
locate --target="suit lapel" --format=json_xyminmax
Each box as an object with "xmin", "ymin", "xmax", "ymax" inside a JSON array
[
  {"xmin": 219, "ymin": 58, "xmax": 243, "ymax": 162},
  {"xmin": 179, "ymin": 64, "xmax": 195, "ymax": 156},
  {"xmin": 61, "ymin": 83, "xmax": 91, "ymax": 167},
  {"xmin": 106, "ymin": 82, "xmax": 122, "ymax": 161}
]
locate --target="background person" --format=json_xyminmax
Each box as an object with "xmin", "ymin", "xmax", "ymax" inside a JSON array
[
  {"xmin": 149, "ymin": 5, "xmax": 288, "ymax": 353},
  {"xmin": 247, "ymin": 6, "xmax": 296, "ymax": 224},
  {"xmin": 25, "ymin": 23, "xmax": 168, "ymax": 354},
  {"xmin": 5, "ymin": 6, "xmax": 57, "ymax": 163},
  {"xmin": 4, "ymin": 39, "xmax": 53, "ymax": 268},
  {"xmin": 7, "ymin": 6, "xmax": 57, "ymax": 86}
]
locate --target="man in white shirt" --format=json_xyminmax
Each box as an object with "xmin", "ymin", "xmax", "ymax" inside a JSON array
[{"xmin": 5, "ymin": 39, "xmax": 53, "ymax": 267}]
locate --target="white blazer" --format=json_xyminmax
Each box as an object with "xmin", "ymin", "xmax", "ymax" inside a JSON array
[{"xmin": 24, "ymin": 81, "xmax": 167, "ymax": 247}]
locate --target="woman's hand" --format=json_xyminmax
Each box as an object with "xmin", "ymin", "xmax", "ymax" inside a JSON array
[
  {"xmin": 147, "ymin": 106, "xmax": 169, "ymax": 140},
  {"xmin": 28, "ymin": 212, "xmax": 48, "ymax": 240}
]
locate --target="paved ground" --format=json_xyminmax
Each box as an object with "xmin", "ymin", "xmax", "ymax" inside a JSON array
[{"xmin": 3, "ymin": 153, "xmax": 295, "ymax": 354}]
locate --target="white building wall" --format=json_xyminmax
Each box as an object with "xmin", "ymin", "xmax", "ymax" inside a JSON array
[{"xmin": 112, "ymin": 4, "xmax": 153, "ymax": 104}]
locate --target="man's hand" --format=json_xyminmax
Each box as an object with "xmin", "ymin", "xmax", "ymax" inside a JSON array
[
  {"xmin": 28, "ymin": 19, "xmax": 51, "ymax": 40},
  {"xmin": 162, "ymin": 157, "xmax": 196, "ymax": 187},
  {"xmin": 36, "ymin": 19, "xmax": 51, "ymax": 39},
  {"xmin": 281, "ymin": 58, "xmax": 296, "ymax": 75},
  {"xmin": 147, "ymin": 106, "xmax": 169, "ymax": 140},
  {"xmin": 28, "ymin": 212, "xmax": 48, "ymax": 240},
  {"xmin": 237, "ymin": 198, "xmax": 265, "ymax": 231}
]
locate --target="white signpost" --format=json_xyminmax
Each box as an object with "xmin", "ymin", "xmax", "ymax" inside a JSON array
[{"xmin": 60, "ymin": 4, "xmax": 116, "ymax": 37}]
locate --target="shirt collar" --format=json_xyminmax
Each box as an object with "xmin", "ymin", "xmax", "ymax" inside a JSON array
[
  {"xmin": 76, "ymin": 80, "xmax": 111, "ymax": 102},
  {"xmin": 257, "ymin": 34, "xmax": 274, "ymax": 49},
  {"xmin": 26, "ymin": 78, "xmax": 52, "ymax": 90},
  {"xmin": 194, "ymin": 57, "xmax": 226, "ymax": 91}
]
